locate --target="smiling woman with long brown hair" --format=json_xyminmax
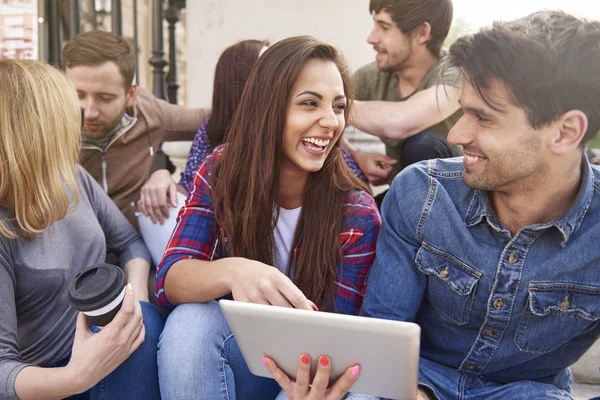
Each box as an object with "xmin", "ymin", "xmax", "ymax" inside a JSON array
[{"xmin": 155, "ymin": 36, "xmax": 381, "ymax": 399}]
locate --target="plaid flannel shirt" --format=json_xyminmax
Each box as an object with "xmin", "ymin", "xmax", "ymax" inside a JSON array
[{"xmin": 156, "ymin": 147, "xmax": 381, "ymax": 315}]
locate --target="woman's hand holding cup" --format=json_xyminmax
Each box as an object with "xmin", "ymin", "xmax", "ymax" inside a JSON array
[{"xmin": 65, "ymin": 284, "xmax": 145, "ymax": 393}]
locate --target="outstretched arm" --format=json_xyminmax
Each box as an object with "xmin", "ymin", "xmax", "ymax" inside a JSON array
[{"xmin": 351, "ymin": 85, "xmax": 461, "ymax": 141}]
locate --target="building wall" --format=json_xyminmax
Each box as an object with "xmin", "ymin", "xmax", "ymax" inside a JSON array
[
  {"xmin": 186, "ymin": 0, "xmax": 374, "ymax": 108},
  {"xmin": 0, "ymin": 0, "xmax": 36, "ymax": 59}
]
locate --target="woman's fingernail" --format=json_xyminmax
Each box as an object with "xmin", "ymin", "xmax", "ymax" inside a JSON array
[
  {"xmin": 319, "ymin": 356, "xmax": 329, "ymax": 367},
  {"xmin": 301, "ymin": 354, "xmax": 310, "ymax": 365},
  {"xmin": 127, "ymin": 283, "xmax": 133, "ymax": 291},
  {"xmin": 262, "ymin": 357, "xmax": 269, "ymax": 367},
  {"xmin": 351, "ymin": 365, "xmax": 360, "ymax": 377},
  {"xmin": 309, "ymin": 300, "xmax": 319, "ymax": 311}
]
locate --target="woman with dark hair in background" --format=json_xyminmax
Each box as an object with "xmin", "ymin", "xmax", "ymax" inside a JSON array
[
  {"xmin": 156, "ymin": 36, "xmax": 380, "ymax": 399},
  {"xmin": 139, "ymin": 39, "xmax": 268, "ymax": 224},
  {"xmin": 137, "ymin": 40, "xmax": 267, "ymax": 264}
]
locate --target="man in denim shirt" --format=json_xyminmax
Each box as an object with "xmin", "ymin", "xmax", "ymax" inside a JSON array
[{"xmin": 361, "ymin": 11, "xmax": 600, "ymax": 400}]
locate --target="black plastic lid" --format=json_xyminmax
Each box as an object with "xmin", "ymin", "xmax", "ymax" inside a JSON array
[{"xmin": 68, "ymin": 263, "xmax": 126, "ymax": 312}]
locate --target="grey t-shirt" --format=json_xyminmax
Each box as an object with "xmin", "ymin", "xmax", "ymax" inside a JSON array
[
  {"xmin": 353, "ymin": 54, "xmax": 463, "ymax": 177},
  {"xmin": 0, "ymin": 165, "xmax": 150, "ymax": 400}
]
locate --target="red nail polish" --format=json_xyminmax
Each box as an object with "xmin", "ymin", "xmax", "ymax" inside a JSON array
[
  {"xmin": 350, "ymin": 365, "xmax": 360, "ymax": 377},
  {"xmin": 319, "ymin": 356, "xmax": 329, "ymax": 367},
  {"xmin": 309, "ymin": 300, "xmax": 319, "ymax": 311},
  {"xmin": 301, "ymin": 354, "xmax": 310, "ymax": 365},
  {"xmin": 262, "ymin": 357, "xmax": 269, "ymax": 367}
]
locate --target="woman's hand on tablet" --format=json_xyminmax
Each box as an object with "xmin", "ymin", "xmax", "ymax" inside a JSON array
[
  {"xmin": 263, "ymin": 354, "xmax": 360, "ymax": 400},
  {"xmin": 229, "ymin": 258, "xmax": 314, "ymax": 310}
]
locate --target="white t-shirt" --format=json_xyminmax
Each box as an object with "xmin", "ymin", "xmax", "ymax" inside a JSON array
[{"xmin": 273, "ymin": 206, "xmax": 302, "ymax": 274}]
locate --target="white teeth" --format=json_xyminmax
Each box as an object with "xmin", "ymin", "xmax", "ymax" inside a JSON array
[
  {"xmin": 302, "ymin": 137, "xmax": 330, "ymax": 147},
  {"xmin": 465, "ymin": 155, "xmax": 484, "ymax": 163}
]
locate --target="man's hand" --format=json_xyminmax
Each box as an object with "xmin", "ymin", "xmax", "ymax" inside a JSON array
[
  {"xmin": 353, "ymin": 151, "xmax": 398, "ymax": 185},
  {"xmin": 264, "ymin": 354, "xmax": 360, "ymax": 400},
  {"xmin": 586, "ymin": 148, "xmax": 600, "ymax": 165},
  {"xmin": 139, "ymin": 169, "xmax": 178, "ymax": 224}
]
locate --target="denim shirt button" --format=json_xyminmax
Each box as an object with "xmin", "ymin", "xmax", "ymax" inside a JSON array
[
  {"xmin": 493, "ymin": 298, "xmax": 504, "ymax": 310},
  {"xmin": 507, "ymin": 251, "xmax": 518, "ymax": 264},
  {"xmin": 559, "ymin": 296, "xmax": 570, "ymax": 310},
  {"xmin": 484, "ymin": 329, "xmax": 496, "ymax": 337},
  {"xmin": 466, "ymin": 363, "xmax": 476, "ymax": 370},
  {"xmin": 440, "ymin": 266, "xmax": 449, "ymax": 278}
]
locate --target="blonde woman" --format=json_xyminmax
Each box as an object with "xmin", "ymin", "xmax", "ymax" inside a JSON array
[{"xmin": 0, "ymin": 60, "xmax": 164, "ymax": 400}]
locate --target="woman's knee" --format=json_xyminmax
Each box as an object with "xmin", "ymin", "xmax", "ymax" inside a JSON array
[
  {"xmin": 140, "ymin": 301, "xmax": 166, "ymax": 339},
  {"xmin": 158, "ymin": 301, "xmax": 230, "ymax": 356}
]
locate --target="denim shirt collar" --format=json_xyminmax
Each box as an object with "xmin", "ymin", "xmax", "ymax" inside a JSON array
[{"xmin": 465, "ymin": 156, "xmax": 595, "ymax": 245}]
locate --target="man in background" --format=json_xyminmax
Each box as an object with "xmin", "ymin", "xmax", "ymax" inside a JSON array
[
  {"xmin": 62, "ymin": 30, "xmax": 209, "ymax": 229},
  {"xmin": 347, "ymin": 0, "xmax": 462, "ymax": 189}
]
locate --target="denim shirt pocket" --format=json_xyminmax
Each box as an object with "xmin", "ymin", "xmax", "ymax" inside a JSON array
[
  {"xmin": 416, "ymin": 244, "xmax": 482, "ymax": 325},
  {"xmin": 515, "ymin": 282, "xmax": 600, "ymax": 354}
]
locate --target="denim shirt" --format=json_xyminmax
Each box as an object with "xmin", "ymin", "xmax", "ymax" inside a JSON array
[{"xmin": 361, "ymin": 156, "xmax": 600, "ymax": 390}]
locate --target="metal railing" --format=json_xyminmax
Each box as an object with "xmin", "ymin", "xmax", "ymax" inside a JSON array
[{"xmin": 43, "ymin": 0, "xmax": 184, "ymax": 103}]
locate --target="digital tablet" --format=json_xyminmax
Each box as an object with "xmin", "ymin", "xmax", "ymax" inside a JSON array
[{"xmin": 219, "ymin": 299, "xmax": 420, "ymax": 399}]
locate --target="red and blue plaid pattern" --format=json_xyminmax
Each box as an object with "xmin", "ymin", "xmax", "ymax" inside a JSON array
[{"xmin": 156, "ymin": 147, "xmax": 380, "ymax": 315}]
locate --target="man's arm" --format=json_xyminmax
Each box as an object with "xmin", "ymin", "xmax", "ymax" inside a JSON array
[
  {"xmin": 360, "ymin": 165, "xmax": 442, "ymax": 400},
  {"xmin": 360, "ymin": 165, "xmax": 428, "ymax": 321},
  {"xmin": 352, "ymin": 85, "xmax": 461, "ymax": 141},
  {"xmin": 138, "ymin": 87, "xmax": 209, "ymax": 141}
]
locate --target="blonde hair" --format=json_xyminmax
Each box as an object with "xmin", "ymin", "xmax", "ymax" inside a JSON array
[{"xmin": 0, "ymin": 60, "xmax": 81, "ymax": 239}]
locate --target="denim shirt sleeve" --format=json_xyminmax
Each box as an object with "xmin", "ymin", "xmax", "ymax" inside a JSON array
[
  {"xmin": 360, "ymin": 164, "xmax": 442, "ymax": 395},
  {"xmin": 361, "ymin": 164, "xmax": 431, "ymax": 322}
]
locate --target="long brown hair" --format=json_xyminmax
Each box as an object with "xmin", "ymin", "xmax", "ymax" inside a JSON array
[
  {"xmin": 212, "ymin": 36, "xmax": 367, "ymax": 311},
  {"xmin": 207, "ymin": 39, "xmax": 268, "ymax": 148}
]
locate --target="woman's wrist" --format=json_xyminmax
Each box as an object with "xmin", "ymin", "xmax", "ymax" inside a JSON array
[
  {"xmin": 61, "ymin": 363, "xmax": 90, "ymax": 395},
  {"xmin": 15, "ymin": 365, "xmax": 89, "ymax": 399}
]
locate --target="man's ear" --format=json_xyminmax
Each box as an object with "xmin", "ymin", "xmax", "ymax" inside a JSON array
[
  {"xmin": 415, "ymin": 22, "xmax": 432, "ymax": 45},
  {"xmin": 550, "ymin": 110, "xmax": 588, "ymax": 155},
  {"xmin": 126, "ymin": 83, "xmax": 138, "ymax": 108}
]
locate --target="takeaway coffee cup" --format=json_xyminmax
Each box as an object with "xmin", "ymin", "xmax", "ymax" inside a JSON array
[{"xmin": 69, "ymin": 263, "xmax": 126, "ymax": 327}]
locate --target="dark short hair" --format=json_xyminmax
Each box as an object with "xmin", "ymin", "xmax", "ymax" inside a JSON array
[
  {"xmin": 369, "ymin": 0, "xmax": 453, "ymax": 56},
  {"xmin": 446, "ymin": 11, "xmax": 600, "ymax": 145},
  {"xmin": 62, "ymin": 30, "xmax": 136, "ymax": 90}
]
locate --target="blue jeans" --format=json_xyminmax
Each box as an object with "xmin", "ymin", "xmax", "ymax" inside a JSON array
[
  {"xmin": 63, "ymin": 301, "xmax": 166, "ymax": 400},
  {"xmin": 417, "ymin": 357, "xmax": 574, "ymax": 400},
  {"xmin": 347, "ymin": 357, "xmax": 575, "ymax": 400},
  {"xmin": 158, "ymin": 301, "xmax": 281, "ymax": 400}
]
